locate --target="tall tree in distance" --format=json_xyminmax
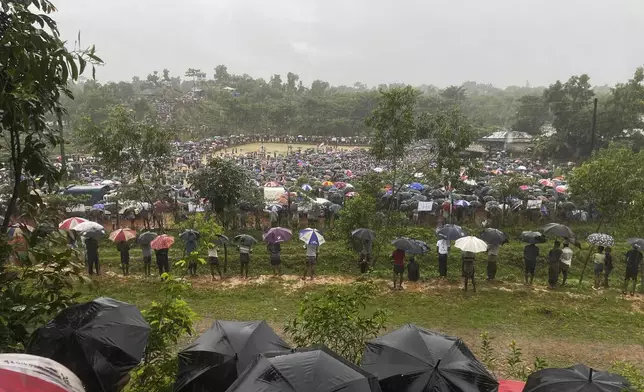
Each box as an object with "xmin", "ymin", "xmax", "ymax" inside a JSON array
[{"xmin": 511, "ymin": 95, "xmax": 549, "ymax": 135}]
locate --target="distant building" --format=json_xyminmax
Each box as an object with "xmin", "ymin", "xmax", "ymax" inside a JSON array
[{"xmin": 479, "ymin": 130, "xmax": 534, "ymax": 153}]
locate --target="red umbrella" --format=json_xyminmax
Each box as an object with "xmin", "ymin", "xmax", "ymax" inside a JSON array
[
  {"xmin": 499, "ymin": 379, "xmax": 525, "ymax": 392},
  {"xmin": 150, "ymin": 234, "xmax": 175, "ymax": 250},
  {"xmin": 59, "ymin": 217, "xmax": 87, "ymax": 230},
  {"xmin": 539, "ymin": 179, "xmax": 555, "ymax": 188},
  {"xmin": 0, "ymin": 353, "xmax": 85, "ymax": 392},
  {"xmin": 108, "ymin": 228, "xmax": 137, "ymax": 243},
  {"xmin": 335, "ymin": 181, "xmax": 347, "ymax": 189},
  {"xmin": 264, "ymin": 181, "xmax": 280, "ymax": 187}
]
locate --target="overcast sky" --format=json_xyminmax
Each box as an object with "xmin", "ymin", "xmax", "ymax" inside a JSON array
[{"xmin": 53, "ymin": 0, "xmax": 644, "ymax": 88}]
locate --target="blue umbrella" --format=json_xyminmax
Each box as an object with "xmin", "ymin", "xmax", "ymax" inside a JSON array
[
  {"xmin": 263, "ymin": 227, "xmax": 293, "ymax": 244},
  {"xmin": 409, "ymin": 182, "xmax": 424, "ymax": 191},
  {"xmin": 301, "ymin": 184, "xmax": 313, "ymax": 191},
  {"xmin": 299, "ymin": 228, "xmax": 325, "ymax": 246},
  {"xmin": 92, "ymin": 203, "xmax": 105, "ymax": 210}
]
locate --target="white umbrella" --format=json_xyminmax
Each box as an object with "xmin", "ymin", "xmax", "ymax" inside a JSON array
[
  {"xmin": 454, "ymin": 236, "xmax": 488, "ymax": 253},
  {"xmin": 72, "ymin": 221, "xmax": 105, "ymax": 238}
]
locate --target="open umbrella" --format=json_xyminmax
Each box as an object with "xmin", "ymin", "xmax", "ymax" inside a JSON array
[
  {"xmin": 521, "ymin": 231, "xmax": 546, "ymax": 244},
  {"xmin": 58, "ymin": 217, "xmax": 87, "ymax": 231},
  {"xmin": 361, "ymin": 324, "xmax": 498, "ymax": 392},
  {"xmin": 214, "ymin": 234, "xmax": 230, "ymax": 246},
  {"xmin": 299, "ymin": 228, "xmax": 325, "ymax": 245},
  {"xmin": 0, "ymin": 353, "xmax": 86, "ymax": 392},
  {"xmin": 263, "ymin": 227, "xmax": 293, "ymax": 244},
  {"xmin": 523, "ymin": 364, "xmax": 631, "ymax": 392},
  {"xmin": 234, "ymin": 234, "xmax": 258, "ymax": 246},
  {"xmin": 480, "ymin": 228, "xmax": 508, "ymax": 245},
  {"xmin": 72, "ymin": 221, "xmax": 105, "ymax": 238},
  {"xmin": 27, "ymin": 298, "xmax": 150, "ymax": 392},
  {"xmin": 174, "ymin": 320, "xmax": 291, "ymax": 392},
  {"xmin": 351, "ymin": 228, "xmax": 376, "ymax": 242},
  {"xmin": 228, "ymin": 346, "xmax": 381, "ymax": 392},
  {"xmin": 437, "ymin": 224, "xmax": 467, "ymax": 241},
  {"xmin": 137, "ymin": 231, "xmax": 158, "ymax": 245},
  {"xmin": 391, "ymin": 238, "xmax": 423, "ymax": 254},
  {"xmin": 410, "ymin": 239, "xmax": 430, "ymax": 255},
  {"xmin": 499, "ymin": 379, "xmax": 525, "ymax": 392},
  {"xmin": 454, "ymin": 236, "xmax": 488, "ymax": 253},
  {"xmin": 108, "ymin": 228, "xmax": 137, "ymax": 243},
  {"xmin": 150, "ymin": 234, "xmax": 175, "ymax": 250},
  {"xmin": 541, "ymin": 223, "xmax": 575, "ymax": 240},
  {"xmin": 179, "ymin": 229, "xmax": 200, "ymax": 242},
  {"xmin": 587, "ymin": 233, "xmax": 614, "ymax": 247},
  {"xmin": 408, "ymin": 182, "xmax": 424, "ymax": 191},
  {"xmin": 301, "ymin": 184, "xmax": 313, "ymax": 191},
  {"xmin": 626, "ymin": 238, "xmax": 644, "ymax": 250}
]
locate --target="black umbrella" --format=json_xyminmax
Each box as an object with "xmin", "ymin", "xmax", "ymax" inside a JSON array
[
  {"xmin": 541, "ymin": 223, "xmax": 575, "ymax": 240},
  {"xmin": 521, "ymin": 231, "xmax": 546, "ymax": 244},
  {"xmin": 175, "ymin": 320, "xmax": 291, "ymax": 392},
  {"xmin": 352, "ymin": 228, "xmax": 376, "ymax": 242},
  {"xmin": 361, "ymin": 324, "xmax": 498, "ymax": 392},
  {"xmin": 228, "ymin": 346, "xmax": 382, "ymax": 392},
  {"xmin": 523, "ymin": 364, "xmax": 631, "ymax": 392},
  {"xmin": 392, "ymin": 237, "xmax": 423, "ymax": 254},
  {"xmin": 137, "ymin": 231, "xmax": 158, "ymax": 245},
  {"xmin": 234, "ymin": 234, "xmax": 257, "ymax": 246},
  {"xmin": 437, "ymin": 224, "xmax": 467, "ymax": 241},
  {"xmin": 626, "ymin": 237, "xmax": 644, "ymax": 250},
  {"xmin": 27, "ymin": 297, "xmax": 150, "ymax": 392},
  {"xmin": 480, "ymin": 228, "xmax": 508, "ymax": 246},
  {"xmin": 180, "ymin": 229, "xmax": 201, "ymax": 242}
]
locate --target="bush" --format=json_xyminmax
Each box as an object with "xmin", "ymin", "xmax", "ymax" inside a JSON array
[
  {"xmin": 284, "ymin": 282, "xmax": 388, "ymax": 364},
  {"xmin": 128, "ymin": 274, "xmax": 196, "ymax": 392}
]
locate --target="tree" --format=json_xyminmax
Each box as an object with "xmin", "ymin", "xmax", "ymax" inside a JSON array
[
  {"xmin": 284, "ymin": 283, "xmax": 388, "ymax": 364},
  {"xmin": 286, "ymin": 72, "xmax": 299, "ymax": 93},
  {"xmin": 188, "ymin": 158, "xmax": 252, "ymax": 229},
  {"xmin": 213, "ymin": 64, "xmax": 229, "ymax": 84},
  {"xmin": 0, "ymin": 0, "xmax": 101, "ymax": 234},
  {"xmin": 440, "ymin": 85, "xmax": 467, "ymax": 103},
  {"xmin": 511, "ymin": 95, "xmax": 549, "ymax": 135}
]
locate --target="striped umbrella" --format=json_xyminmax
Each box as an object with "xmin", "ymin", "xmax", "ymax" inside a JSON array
[
  {"xmin": 299, "ymin": 228, "xmax": 325, "ymax": 246},
  {"xmin": 58, "ymin": 217, "xmax": 88, "ymax": 230},
  {"xmin": 109, "ymin": 228, "xmax": 137, "ymax": 243},
  {"xmin": 150, "ymin": 234, "xmax": 175, "ymax": 250}
]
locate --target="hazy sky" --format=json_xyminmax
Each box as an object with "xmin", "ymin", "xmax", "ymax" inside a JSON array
[{"xmin": 53, "ymin": 0, "xmax": 644, "ymax": 88}]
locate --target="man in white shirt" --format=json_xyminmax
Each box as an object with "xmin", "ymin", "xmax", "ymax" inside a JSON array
[
  {"xmin": 437, "ymin": 238, "xmax": 450, "ymax": 278},
  {"xmin": 303, "ymin": 243, "xmax": 318, "ymax": 280},
  {"xmin": 559, "ymin": 242, "xmax": 573, "ymax": 285}
]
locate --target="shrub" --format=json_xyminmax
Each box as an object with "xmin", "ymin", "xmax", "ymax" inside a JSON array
[{"xmin": 284, "ymin": 282, "xmax": 388, "ymax": 364}]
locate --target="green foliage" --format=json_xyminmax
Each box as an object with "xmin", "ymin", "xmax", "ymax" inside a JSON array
[
  {"xmin": 188, "ymin": 158, "xmax": 252, "ymax": 228},
  {"xmin": 284, "ymin": 282, "xmax": 388, "ymax": 364},
  {"xmin": 129, "ymin": 273, "xmax": 197, "ymax": 392},
  {"xmin": 177, "ymin": 213, "xmax": 224, "ymax": 248},
  {"xmin": 334, "ymin": 195, "xmax": 379, "ymax": 242},
  {"xmin": 479, "ymin": 331, "xmax": 496, "ymax": 374},
  {"xmin": 612, "ymin": 361, "xmax": 644, "ymax": 391},
  {"xmin": 511, "ymin": 95, "xmax": 549, "ymax": 135},
  {"xmin": 506, "ymin": 340, "xmax": 528, "ymax": 380}
]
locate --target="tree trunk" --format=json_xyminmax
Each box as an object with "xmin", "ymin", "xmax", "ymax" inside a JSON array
[
  {"xmin": 2, "ymin": 129, "xmax": 23, "ymax": 235},
  {"xmin": 578, "ymin": 219, "xmax": 604, "ymax": 286}
]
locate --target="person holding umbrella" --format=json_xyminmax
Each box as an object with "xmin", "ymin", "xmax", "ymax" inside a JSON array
[
  {"xmin": 110, "ymin": 228, "xmax": 137, "ymax": 276},
  {"xmin": 180, "ymin": 230, "xmax": 200, "ymax": 276},
  {"xmin": 137, "ymin": 231, "xmax": 158, "ymax": 277},
  {"xmin": 593, "ymin": 246, "xmax": 606, "ymax": 290},
  {"xmin": 352, "ymin": 229, "xmax": 375, "ymax": 273},
  {"xmin": 264, "ymin": 227, "xmax": 292, "ymax": 276},
  {"xmin": 234, "ymin": 234, "xmax": 257, "ymax": 279},
  {"xmin": 436, "ymin": 237, "xmax": 450, "ymax": 279},
  {"xmin": 392, "ymin": 248, "xmax": 406, "ymax": 290},
  {"xmin": 521, "ymin": 231, "xmax": 544, "ymax": 285},
  {"xmin": 207, "ymin": 242, "xmax": 222, "ymax": 280},
  {"xmin": 299, "ymin": 228, "xmax": 325, "ymax": 280},
  {"xmin": 623, "ymin": 243, "xmax": 642, "ymax": 296},
  {"xmin": 455, "ymin": 236, "xmax": 488, "ymax": 292},
  {"xmin": 560, "ymin": 242, "xmax": 573, "ymax": 286},
  {"xmin": 151, "ymin": 234, "xmax": 175, "ymax": 276},
  {"xmin": 480, "ymin": 228, "xmax": 507, "ymax": 281},
  {"xmin": 547, "ymin": 241, "xmax": 563, "ymax": 289},
  {"xmin": 85, "ymin": 237, "xmax": 100, "ymax": 276}
]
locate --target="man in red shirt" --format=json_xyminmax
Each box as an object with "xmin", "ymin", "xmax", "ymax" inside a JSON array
[{"xmin": 392, "ymin": 249, "xmax": 406, "ymax": 290}]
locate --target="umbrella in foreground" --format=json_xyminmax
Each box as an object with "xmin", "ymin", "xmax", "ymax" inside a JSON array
[
  {"xmin": 263, "ymin": 227, "xmax": 293, "ymax": 243},
  {"xmin": 234, "ymin": 234, "xmax": 258, "ymax": 246},
  {"xmin": 437, "ymin": 224, "xmax": 467, "ymax": 241},
  {"xmin": 179, "ymin": 229, "xmax": 200, "ymax": 242},
  {"xmin": 499, "ymin": 379, "xmax": 524, "ymax": 392},
  {"xmin": 108, "ymin": 228, "xmax": 137, "ymax": 243},
  {"xmin": 137, "ymin": 231, "xmax": 158, "ymax": 245},
  {"xmin": 523, "ymin": 364, "xmax": 631, "ymax": 392},
  {"xmin": 352, "ymin": 228, "xmax": 376, "ymax": 242},
  {"xmin": 361, "ymin": 324, "xmax": 498, "ymax": 392},
  {"xmin": 58, "ymin": 217, "xmax": 87, "ymax": 231},
  {"xmin": 541, "ymin": 223, "xmax": 575, "ymax": 240},
  {"xmin": 175, "ymin": 320, "xmax": 291, "ymax": 392},
  {"xmin": 391, "ymin": 237, "xmax": 423, "ymax": 254},
  {"xmin": 626, "ymin": 238, "xmax": 644, "ymax": 249},
  {"xmin": 150, "ymin": 234, "xmax": 175, "ymax": 250},
  {"xmin": 587, "ymin": 233, "xmax": 614, "ymax": 247},
  {"xmin": 228, "ymin": 346, "xmax": 381, "ymax": 392},
  {"xmin": 455, "ymin": 236, "xmax": 488, "ymax": 253},
  {"xmin": 72, "ymin": 221, "xmax": 105, "ymax": 238},
  {"xmin": 0, "ymin": 353, "xmax": 86, "ymax": 392},
  {"xmin": 27, "ymin": 298, "xmax": 150, "ymax": 392},
  {"xmin": 299, "ymin": 228, "xmax": 326, "ymax": 245},
  {"xmin": 410, "ymin": 239, "xmax": 431, "ymax": 255},
  {"xmin": 521, "ymin": 231, "xmax": 546, "ymax": 244},
  {"xmin": 480, "ymin": 228, "xmax": 508, "ymax": 245}
]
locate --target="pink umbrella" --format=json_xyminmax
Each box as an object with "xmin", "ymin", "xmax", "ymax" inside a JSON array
[
  {"xmin": 108, "ymin": 228, "xmax": 137, "ymax": 242},
  {"xmin": 519, "ymin": 185, "xmax": 530, "ymax": 191},
  {"xmin": 58, "ymin": 217, "xmax": 88, "ymax": 231},
  {"xmin": 150, "ymin": 234, "xmax": 175, "ymax": 250},
  {"xmin": 345, "ymin": 192, "xmax": 358, "ymax": 197},
  {"xmin": 335, "ymin": 181, "xmax": 347, "ymax": 189},
  {"xmin": 499, "ymin": 379, "xmax": 525, "ymax": 392},
  {"xmin": 539, "ymin": 179, "xmax": 555, "ymax": 188},
  {"xmin": 555, "ymin": 185, "xmax": 568, "ymax": 194},
  {"xmin": 0, "ymin": 353, "xmax": 85, "ymax": 392}
]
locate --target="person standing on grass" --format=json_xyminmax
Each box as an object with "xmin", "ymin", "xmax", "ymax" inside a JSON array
[
  {"xmin": 603, "ymin": 247, "xmax": 613, "ymax": 288},
  {"xmin": 140, "ymin": 239, "xmax": 152, "ymax": 277},
  {"xmin": 436, "ymin": 238, "xmax": 450, "ymax": 279},
  {"xmin": 523, "ymin": 243, "xmax": 539, "ymax": 285},
  {"xmin": 547, "ymin": 241, "xmax": 562, "ymax": 289},
  {"xmin": 268, "ymin": 242, "xmax": 282, "ymax": 276},
  {"xmin": 155, "ymin": 248, "xmax": 170, "ymax": 276},
  {"xmin": 184, "ymin": 239, "xmax": 199, "ymax": 276},
  {"xmin": 559, "ymin": 242, "xmax": 573, "ymax": 286},
  {"xmin": 359, "ymin": 239, "xmax": 373, "ymax": 273},
  {"xmin": 623, "ymin": 245, "xmax": 643, "ymax": 296},
  {"xmin": 486, "ymin": 243, "xmax": 499, "ymax": 281},
  {"xmin": 303, "ymin": 243, "xmax": 318, "ymax": 280},
  {"xmin": 392, "ymin": 248, "xmax": 405, "ymax": 289},
  {"xmin": 593, "ymin": 246, "xmax": 605, "ymax": 290},
  {"xmin": 116, "ymin": 241, "xmax": 131, "ymax": 276},
  {"xmin": 462, "ymin": 251, "xmax": 476, "ymax": 292},
  {"xmin": 238, "ymin": 243, "xmax": 252, "ymax": 279},
  {"xmin": 208, "ymin": 243, "xmax": 222, "ymax": 280},
  {"xmin": 85, "ymin": 237, "xmax": 100, "ymax": 276}
]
